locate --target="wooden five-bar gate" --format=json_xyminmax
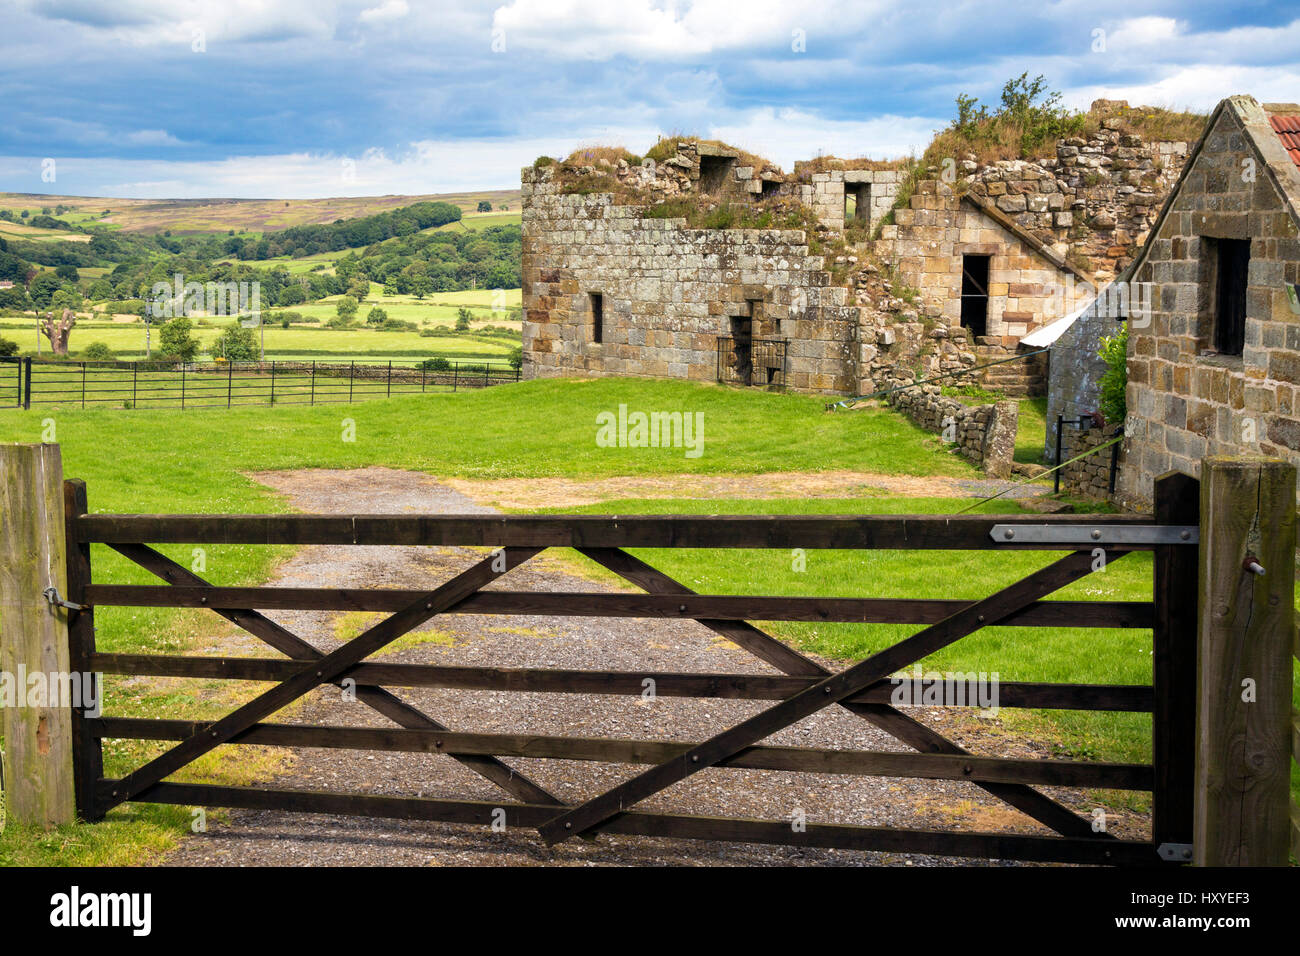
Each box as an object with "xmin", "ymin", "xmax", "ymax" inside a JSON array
[{"xmin": 2, "ymin": 444, "xmax": 1296, "ymax": 866}]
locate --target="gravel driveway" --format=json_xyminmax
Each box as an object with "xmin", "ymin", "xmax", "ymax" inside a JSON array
[{"xmin": 162, "ymin": 467, "xmax": 1134, "ymax": 867}]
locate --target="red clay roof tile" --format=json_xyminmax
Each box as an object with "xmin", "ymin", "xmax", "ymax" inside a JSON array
[{"xmin": 1269, "ymin": 115, "xmax": 1300, "ymax": 171}]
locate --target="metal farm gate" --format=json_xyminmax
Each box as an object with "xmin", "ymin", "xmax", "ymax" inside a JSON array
[
  {"xmin": 3, "ymin": 445, "xmax": 1295, "ymax": 866},
  {"xmin": 717, "ymin": 335, "xmax": 786, "ymax": 389}
]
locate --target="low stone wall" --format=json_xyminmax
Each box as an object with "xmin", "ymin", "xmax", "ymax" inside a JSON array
[
  {"xmin": 1059, "ymin": 425, "xmax": 1123, "ymax": 499},
  {"xmin": 888, "ymin": 386, "xmax": 1018, "ymax": 477}
]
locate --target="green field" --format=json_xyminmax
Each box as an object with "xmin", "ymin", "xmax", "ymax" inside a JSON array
[
  {"xmin": 0, "ymin": 317, "xmax": 518, "ymax": 365},
  {"xmin": 0, "ymin": 377, "xmax": 1293, "ymax": 865}
]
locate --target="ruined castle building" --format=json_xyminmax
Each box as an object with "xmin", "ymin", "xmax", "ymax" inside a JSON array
[
  {"xmin": 1112, "ymin": 96, "xmax": 1300, "ymax": 508},
  {"xmin": 522, "ymin": 123, "xmax": 1192, "ymax": 399}
]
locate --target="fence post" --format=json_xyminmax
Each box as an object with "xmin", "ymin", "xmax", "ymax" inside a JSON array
[
  {"xmin": 132, "ymin": 362, "xmax": 137, "ymax": 409},
  {"xmin": 23, "ymin": 358, "xmax": 31, "ymax": 410},
  {"xmin": 1195, "ymin": 456, "xmax": 1295, "ymax": 865},
  {"xmin": 180, "ymin": 362, "xmax": 186, "ymax": 410},
  {"xmin": 310, "ymin": 361, "xmax": 316, "ymax": 406},
  {"xmin": 80, "ymin": 362, "xmax": 86, "ymax": 409},
  {"xmin": 387, "ymin": 361, "xmax": 392, "ymax": 398},
  {"xmin": 1151, "ymin": 471, "xmax": 1199, "ymax": 858},
  {"xmin": 270, "ymin": 360, "xmax": 276, "ymax": 405},
  {"xmin": 0, "ymin": 443, "xmax": 77, "ymax": 827},
  {"xmin": 453, "ymin": 363, "xmax": 458, "ymax": 392}
]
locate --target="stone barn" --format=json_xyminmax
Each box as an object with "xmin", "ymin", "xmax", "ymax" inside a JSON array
[{"xmin": 1041, "ymin": 95, "xmax": 1300, "ymax": 508}]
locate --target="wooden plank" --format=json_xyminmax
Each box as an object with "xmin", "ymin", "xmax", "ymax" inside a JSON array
[
  {"xmin": 580, "ymin": 547, "xmax": 1111, "ymax": 839},
  {"xmin": 1194, "ymin": 457, "xmax": 1296, "ymax": 866},
  {"xmin": 107, "ymin": 543, "xmax": 566, "ymax": 809},
  {"xmin": 62, "ymin": 479, "xmax": 105, "ymax": 821},
  {"xmin": 103, "ymin": 780, "xmax": 1167, "ymax": 866},
  {"xmin": 0, "ymin": 444, "xmax": 76, "ymax": 827},
  {"xmin": 98, "ymin": 547, "xmax": 542, "ymax": 815},
  {"xmin": 83, "ymin": 584, "xmax": 1153, "ymax": 628},
  {"xmin": 1151, "ymin": 472, "xmax": 1198, "ymax": 849},
  {"xmin": 90, "ymin": 653, "xmax": 1155, "ymax": 712},
  {"xmin": 538, "ymin": 550, "xmax": 1106, "ymax": 844},
  {"xmin": 75, "ymin": 512, "xmax": 1161, "ymax": 551},
  {"xmin": 91, "ymin": 717, "xmax": 1154, "ymax": 789}
]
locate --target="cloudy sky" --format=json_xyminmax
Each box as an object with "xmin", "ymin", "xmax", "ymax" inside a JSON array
[{"xmin": 1, "ymin": 0, "xmax": 1297, "ymax": 198}]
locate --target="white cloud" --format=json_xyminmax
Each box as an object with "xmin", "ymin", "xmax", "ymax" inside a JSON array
[
  {"xmin": 1065, "ymin": 65, "xmax": 1300, "ymax": 113},
  {"xmin": 359, "ymin": 0, "xmax": 408, "ymax": 25},
  {"xmin": 124, "ymin": 129, "xmax": 186, "ymax": 147},
  {"xmin": 490, "ymin": 0, "xmax": 885, "ymax": 60},
  {"xmin": 22, "ymin": 0, "xmax": 341, "ymax": 45},
  {"xmin": 709, "ymin": 108, "xmax": 941, "ymax": 168}
]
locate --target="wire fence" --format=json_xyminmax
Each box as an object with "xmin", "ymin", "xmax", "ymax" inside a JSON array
[{"xmin": 0, "ymin": 357, "xmax": 521, "ymax": 410}]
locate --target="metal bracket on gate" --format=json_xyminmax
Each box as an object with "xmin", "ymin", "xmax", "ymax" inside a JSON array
[
  {"xmin": 43, "ymin": 586, "xmax": 87, "ymax": 613},
  {"xmin": 1157, "ymin": 842, "xmax": 1194, "ymax": 862},
  {"xmin": 989, "ymin": 525, "xmax": 1199, "ymax": 546}
]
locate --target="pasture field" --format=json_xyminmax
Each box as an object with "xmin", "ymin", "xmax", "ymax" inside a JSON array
[
  {"xmin": 0, "ymin": 190, "xmax": 522, "ymax": 235},
  {"xmin": 0, "ymin": 319, "xmax": 518, "ymax": 364},
  {"xmin": 0, "ymin": 377, "xmax": 1293, "ymax": 864}
]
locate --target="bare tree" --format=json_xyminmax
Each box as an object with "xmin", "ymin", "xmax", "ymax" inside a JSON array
[{"xmin": 39, "ymin": 308, "xmax": 77, "ymax": 355}]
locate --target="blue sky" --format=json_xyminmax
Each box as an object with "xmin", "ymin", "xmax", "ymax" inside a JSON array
[{"xmin": 1, "ymin": 0, "xmax": 1298, "ymax": 198}]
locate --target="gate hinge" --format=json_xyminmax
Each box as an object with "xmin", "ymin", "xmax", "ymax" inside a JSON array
[
  {"xmin": 43, "ymin": 586, "xmax": 87, "ymax": 613},
  {"xmin": 990, "ymin": 524, "xmax": 1198, "ymax": 546},
  {"xmin": 1157, "ymin": 842, "xmax": 1193, "ymax": 862}
]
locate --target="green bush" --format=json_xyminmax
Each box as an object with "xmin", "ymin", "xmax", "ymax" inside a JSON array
[
  {"xmin": 1097, "ymin": 324, "xmax": 1128, "ymax": 425},
  {"xmin": 418, "ymin": 357, "xmax": 451, "ymax": 371},
  {"xmin": 508, "ymin": 346, "xmax": 522, "ymax": 371},
  {"xmin": 0, "ymin": 335, "xmax": 19, "ymax": 357},
  {"xmin": 532, "ymin": 156, "xmax": 555, "ymax": 169},
  {"xmin": 82, "ymin": 342, "xmax": 114, "ymax": 361}
]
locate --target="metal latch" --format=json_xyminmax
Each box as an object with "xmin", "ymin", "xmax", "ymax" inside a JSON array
[
  {"xmin": 1157, "ymin": 842, "xmax": 1194, "ymax": 862},
  {"xmin": 990, "ymin": 525, "xmax": 1199, "ymax": 545},
  {"xmin": 43, "ymin": 586, "xmax": 86, "ymax": 613}
]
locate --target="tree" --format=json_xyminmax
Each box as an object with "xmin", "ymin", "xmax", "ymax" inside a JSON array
[
  {"xmin": 455, "ymin": 307, "xmax": 472, "ymax": 331},
  {"xmin": 213, "ymin": 324, "xmax": 258, "ymax": 361},
  {"xmin": 508, "ymin": 346, "xmax": 522, "ymax": 371},
  {"xmin": 39, "ymin": 307, "xmax": 77, "ymax": 355},
  {"xmin": 366, "ymin": 307, "xmax": 388, "ymax": 326},
  {"xmin": 159, "ymin": 317, "xmax": 200, "ymax": 362},
  {"xmin": 29, "ymin": 272, "xmax": 63, "ymax": 308},
  {"xmin": 477, "ymin": 200, "xmax": 492, "ymax": 212},
  {"xmin": 336, "ymin": 295, "xmax": 358, "ymax": 321}
]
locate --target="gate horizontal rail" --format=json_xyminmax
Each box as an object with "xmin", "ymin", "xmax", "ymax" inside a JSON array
[{"xmin": 75, "ymin": 511, "xmax": 1177, "ymax": 550}]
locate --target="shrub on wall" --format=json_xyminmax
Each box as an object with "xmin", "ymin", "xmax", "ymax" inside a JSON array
[{"xmin": 1097, "ymin": 324, "xmax": 1128, "ymax": 425}]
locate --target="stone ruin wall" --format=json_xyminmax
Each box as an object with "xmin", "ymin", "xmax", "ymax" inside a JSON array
[
  {"xmin": 522, "ymin": 167, "xmax": 860, "ymax": 393},
  {"xmin": 887, "ymin": 386, "xmax": 1019, "ymax": 477},
  {"xmin": 964, "ymin": 115, "xmax": 1189, "ymax": 281},
  {"xmin": 523, "ymin": 117, "xmax": 1196, "ymax": 410}
]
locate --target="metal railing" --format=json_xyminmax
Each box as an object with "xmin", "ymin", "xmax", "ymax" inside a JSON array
[{"xmin": 1, "ymin": 357, "xmax": 521, "ymax": 410}]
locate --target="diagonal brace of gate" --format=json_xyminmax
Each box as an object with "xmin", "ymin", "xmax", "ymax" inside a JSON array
[
  {"xmin": 99, "ymin": 546, "xmax": 541, "ymax": 814},
  {"xmin": 579, "ymin": 546, "xmax": 1116, "ymax": 839},
  {"xmin": 540, "ymin": 549, "xmax": 1101, "ymax": 844},
  {"xmin": 107, "ymin": 543, "xmax": 566, "ymax": 809}
]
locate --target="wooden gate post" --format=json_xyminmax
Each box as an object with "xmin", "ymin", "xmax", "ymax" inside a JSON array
[
  {"xmin": 0, "ymin": 443, "xmax": 76, "ymax": 826},
  {"xmin": 1195, "ymin": 456, "xmax": 1295, "ymax": 865}
]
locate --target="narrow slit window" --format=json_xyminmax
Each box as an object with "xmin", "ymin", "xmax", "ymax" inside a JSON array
[
  {"xmin": 590, "ymin": 292, "xmax": 603, "ymax": 344},
  {"xmin": 1212, "ymin": 238, "xmax": 1249, "ymax": 356}
]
